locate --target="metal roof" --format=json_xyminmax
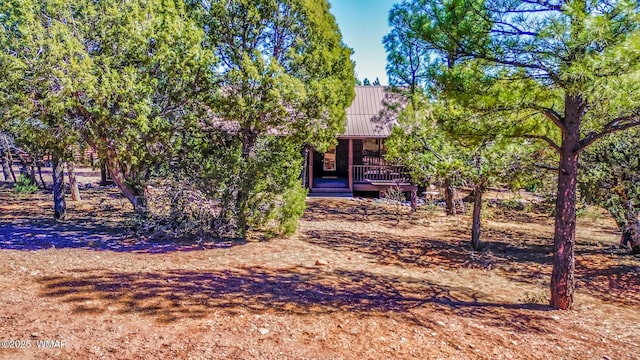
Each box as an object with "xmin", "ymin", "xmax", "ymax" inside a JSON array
[{"xmin": 341, "ymin": 86, "xmax": 405, "ymax": 138}]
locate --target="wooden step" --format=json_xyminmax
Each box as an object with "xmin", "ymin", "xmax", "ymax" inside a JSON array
[{"xmin": 308, "ymin": 192, "xmax": 353, "ymax": 198}]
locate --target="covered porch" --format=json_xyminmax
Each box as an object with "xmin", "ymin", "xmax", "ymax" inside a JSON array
[{"xmin": 307, "ymin": 138, "xmax": 411, "ymax": 196}]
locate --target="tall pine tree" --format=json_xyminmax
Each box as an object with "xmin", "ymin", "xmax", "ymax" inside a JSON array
[{"xmin": 385, "ymin": 0, "xmax": 640, "ymax": 309}]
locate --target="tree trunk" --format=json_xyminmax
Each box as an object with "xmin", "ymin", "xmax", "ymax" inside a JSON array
[
  {"xmin": 621, "ymin": 199, "xmax": 640, "ymax": 254},
  {"xmin": 550, "ymin": 95, "xmax": 582, "ymax": 310},
  {"xmin": 410, "ymin": 183, "xmax": 418, "ymax": 212},
  {"xmin": 51, "ymin": 156, "xmax": 66, "ymax": 220},
  {"xmin": 29, "ymin": 164, "xmax": 37, "ymax": 185},
  {"xmin": 37, "ymin": 161, "xmax": 46, "ymax": 189},
  {"xmin": 100, "ymin": 162, "xmax": 113, "ymax": 186},
  {"xmin": 67, "ymin": 162, "xmax": 81, "ymax": 201},
  {"xmin": 444, "ymin": 177, "xmax": 456, "ymax": 215},
  {"xmin": 19, "ymin": 157, "xmax": 28, "ymax": 178},
  {"xmin": 104, "ymin": 147, "xmax": 145, "ymax": 215},
  {"xmin": 7, "ymin": 150, "xmax": 17, "ymax": 182},
  {"xmin": 471, "ymin": 178, "xmax": 487, "ymax": 251},
  {"xmin": 235, "ymin": 131, "xmax": 257, "ymax": 238},
  {"xmin": 236, "ymin": 180, "xmax": 250, "ymax": 238},
  {"xmin": 628, "ymin": 228, "xmax": 640, "ymax": 255},
  {"xmin": 0, "ymin": 150, "xmax": 9, "ymax": 181},
  {"xmin": 300, "ymin": 145, "xmax": 309, "ymax": 187}
]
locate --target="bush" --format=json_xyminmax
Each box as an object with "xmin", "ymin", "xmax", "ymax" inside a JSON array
[
  {"xmin": 576, "ymin": 204, "xmax": 605, "ymax": 221},
  {"xmin": 134, "ymin": 176, "xmax": 308, "ymax": 241},
  {"xmin": 488, "ymin": 198, "xmax": 533, "ymax": 213},
  {"xmin": 273, "ymin": 182, "xmax": 307, "ymax": 236},
  {"xmin": 134, "ymin": 180, "xmax": 225, "ymax": 240},
  {"xmin": 14, "ymin": 173, "xmax": 38, "ymax": 194},
  {"xmin": 381, "ymin": 185, "xmax": 406, "ymax": 204}
]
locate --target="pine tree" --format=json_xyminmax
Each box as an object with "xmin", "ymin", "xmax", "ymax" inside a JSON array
[{"xmin": 385, "ymin": 0, "xmax": 640, "ymax": 309}]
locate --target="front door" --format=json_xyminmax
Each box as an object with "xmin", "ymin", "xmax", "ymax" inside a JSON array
[
  {"xmin": 322, "ymin": 146, "xmax": 337, "ymax": 176},
  {"xmin": 311, "ymin": 140, "xmax": 349, "ymax": 178}
]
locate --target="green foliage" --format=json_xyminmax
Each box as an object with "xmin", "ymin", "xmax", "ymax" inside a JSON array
[
  {"xmin": 579, "ymin": 129, "xmax": 640, "ymax": 231},
  {"xmin": 193, "ymin": 0, "xmax": 355, "ymax": 150},
  {"xmin": 68, "ymin": 0, "xmax": 210, "ymax": 196},
  {"xmin": 2, "ymin": 0, "xmax": 354, "ymax": 239},
  {"xmin": 386, "ymin": 0, "xmax": 640, "ymax": 143},
  {"xmin": 274, "ymin": 182, "xmax": 308, "ymax": 236},
  {"xmin": 241, "ymin": 137, "xmax": 305, "ymax": 232},
  {"xmin": 575, "ymin": 205, "xmax": 605, "ymax": 222},
  {"xmin": 1, "ymin": 0, "xmax": 81, "ymax": 161},
  {"xmin": 3, "ymin": 0, "xmax": 210, "ymax": 201},
  {"xmin": 385, "ymin": 97, "xmax": 464, "ymax": 188},
  {"xmin": 489, "ymin": 198, "xmax": 533, "ymax": 213},
  {"xmin": 385, "ymin": 94, "xmax": 548, "ymax": 193},
  {"xmin": 180, "ymin": 0, "xmax": 354, "ymax": 237},
  {"xmin": 386, "ymin": 0, "xmax": 640, "ymax": 306},
  {"xmin": 13, "ymin": 173, "xmax": 37, "ymax": 194},
  {"xmin": 174, "ymin": 134, "xmax": 308, "ymax": 238}
]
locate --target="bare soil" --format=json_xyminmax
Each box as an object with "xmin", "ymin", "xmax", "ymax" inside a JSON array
[{"xmin": 0, "ymin": 173, "xmax": 639, "ymax": 360}]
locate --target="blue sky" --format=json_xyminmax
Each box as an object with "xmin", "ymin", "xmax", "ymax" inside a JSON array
[{"xmin": 329, "ymin": 0, "xmax": 398, "ymax": 85}]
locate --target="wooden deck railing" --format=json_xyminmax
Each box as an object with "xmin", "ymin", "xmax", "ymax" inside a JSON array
[{"xmin": 352, "ymin": 165, "xmax": 408, "ymax": 183}]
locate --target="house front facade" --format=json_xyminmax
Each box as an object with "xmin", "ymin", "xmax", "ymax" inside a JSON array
[{"xmin": 307, "ymin": 86, "xmax": 411, "ymax": 196}]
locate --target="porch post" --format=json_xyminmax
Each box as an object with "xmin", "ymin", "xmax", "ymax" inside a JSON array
[
  {"xmin": 348, "ymin": 139, "xmax": 353, "ymax": 192},
  {"xmin": 308, "ymin": 148, "xmax": 314, "ymax": 191}
]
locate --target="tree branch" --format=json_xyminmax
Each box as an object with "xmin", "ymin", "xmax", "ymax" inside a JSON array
[
  {"xmin": 522, "ymin": 134, "xmax": 561, "ymax": 153},
  {"xmin": 535, "ymin": 163, "xmax": 559, "ymax": 171},
  {"xmin": 524, "ymin": 103, "xmax": 566, "ymax": 133},
  {"xmin": 473, "ymin": 53, "xmax": 562, "ymax": 84},
  {"xmin": 519, "ymin": 0, "xmax": 563, "ymax": 11},
  {"xmin": 491, "ymin": 20, "xmax": 538, "ymax": 37},
  {"xmin": 578, "ymin": 112, "xmax": 640, "ymax": 152}
]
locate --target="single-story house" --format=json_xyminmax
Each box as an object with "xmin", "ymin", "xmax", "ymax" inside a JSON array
[{"xmin": 307, "ymin": 86, "xmax": 411, "ymax": 196}]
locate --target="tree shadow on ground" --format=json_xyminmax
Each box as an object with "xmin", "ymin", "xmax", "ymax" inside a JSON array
[
  {"xmin": 0, "ymin": 185, "xmax": 246, "ymax": 253},
  {"xmin": 37, "ymin": 266, "xmax": 553, "ymax": 332},
  {"xmin": 0, "ymin": 182, "xmax": 13, "ymax": 190},
  {"xmin": 577, "ymin": 264, "xmax": 640, "ymax": 307},
  {"xmin": 301, "ymin": 226, "xmax": 640, "ymax": 307},
  {"xmin": 302, "ymin": 199, "xmax": 419, "ymax": 230},
  {"xmin": 467, "ymin": 224, "xmax": 640, "ymax": 306},
  {"xmin": 301, "ymin": 229, "xmax": 553, "ymax": 272},
  {"xmin": 0, "ymin": 218, "xmax": 244, "ymax": 253}
]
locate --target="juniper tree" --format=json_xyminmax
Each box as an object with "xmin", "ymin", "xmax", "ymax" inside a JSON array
[
  {"xmin": 2, "ymin": 0, "xmax": 210, "ymax": 216},
  {"xmin": 186, "ymin": 0, "xmax": 355, "ymax": 237},
  {"xmin": 1, "ymin": 0, "xmax": 86, "ymax": 219}
]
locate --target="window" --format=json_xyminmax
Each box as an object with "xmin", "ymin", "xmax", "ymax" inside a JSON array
[
  {"xmin": 323, "ymin": 147, "xmax": 336, "ymax": 171},
  {"xmin": 362, "ymin": 139, "xmax": 387, "ymax": 165}
]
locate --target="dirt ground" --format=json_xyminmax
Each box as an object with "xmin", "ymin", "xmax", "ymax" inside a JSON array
[{"xmin": 0, "ymin": 171, "xmax": 639, "ymax": 360}]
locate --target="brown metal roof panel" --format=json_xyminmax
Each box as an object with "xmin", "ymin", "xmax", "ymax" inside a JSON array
[
  {"xmin": 342, "ymin": 86, "xmax": 405, "ymax": 137},
  {"xmin": 343, "ymin": 115, "xmax": 392, "ymax": 137}
]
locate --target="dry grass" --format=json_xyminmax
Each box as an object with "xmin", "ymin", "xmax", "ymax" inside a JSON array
[{"xmin": 0, "ymin": 179, "xmax": 639, "ymax": 360}]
